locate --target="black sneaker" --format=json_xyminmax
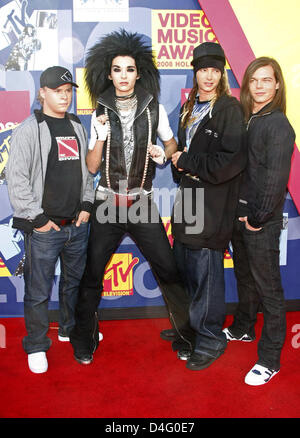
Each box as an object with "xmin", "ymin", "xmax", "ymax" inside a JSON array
[
  {"xmin": 177, "ymin": 348, "xmax": 192, "ymax": 361},
  {"xmin": 160, "ymin": 328, "xmax": 178, "ymax": 341},
  {"xmin": 186, "ymin": 350, "xmax": 224, "ymax": 371},
  {"xmin": 223, "ymin": 327, "xmax": 255, "ymax": 342},
  {"xmin": 74, "ymin": 351, "xmax": 93, "ymax": 365}
]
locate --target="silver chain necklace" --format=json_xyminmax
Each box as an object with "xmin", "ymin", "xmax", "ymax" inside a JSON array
[{"xmin": 115, "ymin": 93, "xmax": 137, "ymax": 113}]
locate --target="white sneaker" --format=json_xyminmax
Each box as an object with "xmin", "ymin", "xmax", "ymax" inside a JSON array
[
  {"xmin": 223, "ymin": 327, "xmax": 254, "ymax": 342},
  {"xmin": 58, "ymin": 335, "xmax": 70, "ymax": 342},
  {"xmin": 28, "ymin": 352, "xmax": 48, "ymax": 374},
  {"xmin": 58, "ymin": 332, "xmax": 103, "ymax": 342},
  {"xmin": 245, "ymin": 363, "xmax": 279, "ymax": 386}
]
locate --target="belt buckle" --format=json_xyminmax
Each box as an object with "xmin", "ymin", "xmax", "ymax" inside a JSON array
[
  {"xmin": 113, "ymin": 194, "xmax": 133, "ymax": 207},
  {"xmin": 60, "ymin": 219, "xmax": 74, "ymax": 226}
]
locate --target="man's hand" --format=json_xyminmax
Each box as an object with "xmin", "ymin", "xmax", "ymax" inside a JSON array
[
  {"xmin": 93, "ymin": 113, "xmax": 109, "ymax": 141},
  {"xmin": 239, "ymin": 216, "xmax": 262, "ymax": 231},
  {"xmin": 75, "ymin": 211, "xmax": 90, "ymax": 227},
  {"xmin": 171, "ymin": 147, "xmax": 187, "ymax": 171},
  {"xmin": 149, "ymin": 144, "xmax": 166, "ymax": 165},
  {"xmin": 34, "ymin": 220, "xmax": 60, "ymax": 232}
]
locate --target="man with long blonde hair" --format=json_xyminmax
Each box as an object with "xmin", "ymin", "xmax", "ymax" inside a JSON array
[
  {"xmin": 170, "ymin": 42, "xmax": 247, "ymax": 371},
  {"xmin": 223, "ymin": 57, "xmax": 295, "ymax": 385}
]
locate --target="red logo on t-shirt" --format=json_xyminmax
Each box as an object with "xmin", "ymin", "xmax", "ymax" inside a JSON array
[{"xmin": 56, "ymin": 137, "xmax": 79, "ymax": 161}]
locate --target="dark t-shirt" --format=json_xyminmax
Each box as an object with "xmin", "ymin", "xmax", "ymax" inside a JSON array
[{"xmin": 42, "ymin": 114, "xmax": 82, "ymax": 222}]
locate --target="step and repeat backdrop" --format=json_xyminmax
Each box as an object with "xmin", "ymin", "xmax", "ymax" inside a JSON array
[{"xmin": 0, "ymin": 0, "xmax": 299, "ymax": 317}]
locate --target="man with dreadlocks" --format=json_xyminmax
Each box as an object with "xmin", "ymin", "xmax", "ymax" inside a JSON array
[
  {"xmin": 169, "ymin": 42, "xmax": 247, "ymax": 371},
  {"xmin": 69, "ymin": 29, "xmax": 194, "ymax": 365}
]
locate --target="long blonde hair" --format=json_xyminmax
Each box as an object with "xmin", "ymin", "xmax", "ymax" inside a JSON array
[{"xmin": 181, "ymin": 69, "xmax": 231, "ymax": 128}]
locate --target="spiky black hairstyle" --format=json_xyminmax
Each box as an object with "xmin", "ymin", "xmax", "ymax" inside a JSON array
[{"xmin": 84, "ymin": 29, "xmax": 160, "ymax": 107}]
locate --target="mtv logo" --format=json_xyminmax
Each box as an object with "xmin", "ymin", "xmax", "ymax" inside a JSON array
[
  {"xmin": 224, "ymin": 248, "xmax": 234, "ymax": 269},
  {"xmin": 75, "ymin": 67, "xmax": 94, "ymax": 115},
  {"xmin": 0, "ymin": 256, "xmax": 11, "ymax": 277},
  {"xmin": 161, "ymin": 216, "xmax": 173, "ymax": 247},
  {"xmin": 0, "ymin": 1, "xmax": 27, "ymax": 50},
  {"xmin": 103, "ymin": 253, "xmax": 139, "ymax": 296},
  {"xmin": 0, "ymin": 219, "xmax": 23, "ymax": 261}
]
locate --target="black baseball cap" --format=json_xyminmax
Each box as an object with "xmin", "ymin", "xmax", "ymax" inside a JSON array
[{"xmin": 40, "ymin": 66, "xmax": 78, "ymax": 89}]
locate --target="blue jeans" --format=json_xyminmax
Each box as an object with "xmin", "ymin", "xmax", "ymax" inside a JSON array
[
  {"xmin": 173, "ymin": 240, "xmax": 227, "ymax": 357},
  {"xmin": 23, "ymin": 222, "xmax": 88, "ymax": 354},
  {"xmin": 230, "ymin": 218, "xmax": 285, "ymax": 371}
]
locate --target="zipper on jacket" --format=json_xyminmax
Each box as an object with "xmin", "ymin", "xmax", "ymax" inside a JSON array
[{"xmin": 246, "ymin": 111, "xmax": 271, "ymax": 131}]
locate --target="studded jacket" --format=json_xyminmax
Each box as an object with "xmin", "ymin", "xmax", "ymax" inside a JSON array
[{"xmin": 96, "ymin": 83, "xmax": 159, "ymax": 193}]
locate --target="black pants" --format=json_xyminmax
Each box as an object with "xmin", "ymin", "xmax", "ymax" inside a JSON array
[
  {"xmin": 70, "ymin": 199, "xmax": 194, "ymax": 353},
  {"xmin": 229, "ymin": 218, "xmax": 286, "ymax": 370}
]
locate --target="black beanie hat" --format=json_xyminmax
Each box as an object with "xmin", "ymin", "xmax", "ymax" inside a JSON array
[{"xmin": 191, "ymin": 42, "xmax": 226, "ymax": 73}]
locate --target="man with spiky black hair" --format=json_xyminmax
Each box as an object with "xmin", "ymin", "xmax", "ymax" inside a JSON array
[{"xmin": 70, "ymin": 29, "xmax": 194, "ymax": 365}]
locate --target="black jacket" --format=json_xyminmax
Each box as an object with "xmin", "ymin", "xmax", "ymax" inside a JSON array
[
  {"xmin": 237, "ymin": 105, "xmax": 295, "ymax": 228},
  {"xmin": 96, "ymin": 83, "xmax": 159, "ymax": 192},
  {"xmin": 171, "ymin": 94, "xmax": 247, "ymax": 250}
]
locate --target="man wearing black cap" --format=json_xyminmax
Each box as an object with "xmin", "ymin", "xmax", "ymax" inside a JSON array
[
  {"xmin": 6, "ymin": 66, "xmax": 95, "ymax": 373},
  {"xmin": 169, "ymin": 42, "xmax": 247, "ymax": 370}
]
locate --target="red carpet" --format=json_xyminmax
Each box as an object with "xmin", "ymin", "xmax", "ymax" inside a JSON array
[{"xmin": 0, "ymin": 312, "xmax": 300, "ymax": 419}]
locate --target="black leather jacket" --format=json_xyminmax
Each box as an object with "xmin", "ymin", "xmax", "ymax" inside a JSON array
[{"xmin": 96, "ymin": 83, "xmax": 159, "ymax": 192}]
